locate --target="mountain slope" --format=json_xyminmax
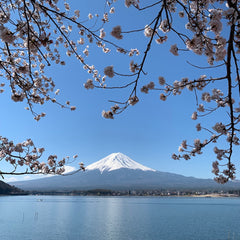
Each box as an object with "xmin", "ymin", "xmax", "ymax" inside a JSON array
[
  {"xmin": 0, "ymin": 180, "xmax": 23, "ymax": 195},
  {"xmin": 12, "ymin": 168, "xmax": 240, "ymax": 192},
  {"xmin": 11, "ymin": 153, "xmax": 240, "ymax": 192}
]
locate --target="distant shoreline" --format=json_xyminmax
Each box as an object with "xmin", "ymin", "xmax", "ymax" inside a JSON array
[
  {"xmin": 17, "ymin": 191, "xmax": 240, "ymax": 198},
  {"xmin": 1, "ymin": 193, "xmax": 239, "ymax": 198}
]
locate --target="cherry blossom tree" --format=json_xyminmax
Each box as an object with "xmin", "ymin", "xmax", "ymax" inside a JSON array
[
  {"xmin": 0, "ymin": 0, "xmax": 89, "ymax": 177},
  {"xmin": 97, "ymin": 0, "xmax": 240, "ymax": 184},
  {"xmin": 0, "ymin": 0, "xmax": 239, "ymax": 183}
]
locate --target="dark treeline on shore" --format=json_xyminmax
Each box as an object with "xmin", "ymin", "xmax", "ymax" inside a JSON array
[{"xmin": 26, "ymin": 189, "xmax": 240, "ymax": 197}]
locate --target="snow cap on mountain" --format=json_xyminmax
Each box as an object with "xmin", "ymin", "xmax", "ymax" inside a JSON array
[{"xmin": 86, "ymin": 152, "xmax": 156, "ymax": 173}]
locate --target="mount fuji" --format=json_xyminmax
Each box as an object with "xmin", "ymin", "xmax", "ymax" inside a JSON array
[
  {"xmin": 11, "ymin": 153, "xmax": 240, "ymax": 192},
  {"xmin": 86, "ymin": 152, "xmax": 156, "ymax": 173}
]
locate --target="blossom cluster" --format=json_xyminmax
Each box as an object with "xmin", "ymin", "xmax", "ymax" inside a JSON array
[
  {"xmin": 0, "ymin": 0, "xmax": 123, "ymax": 121},
  {"xmin": 0, "ymin": 136, "xmax": 85, "ymax": 176}
]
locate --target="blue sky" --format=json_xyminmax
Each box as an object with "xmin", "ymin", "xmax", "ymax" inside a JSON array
[{"xmin": 2, "ymin": 0, "xmax": 239, "ymax": 182}]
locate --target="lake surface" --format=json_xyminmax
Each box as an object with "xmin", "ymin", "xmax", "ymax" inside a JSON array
[{"xmin": 0, "ymin": 196, "xmax": 240, "ymax": 240}]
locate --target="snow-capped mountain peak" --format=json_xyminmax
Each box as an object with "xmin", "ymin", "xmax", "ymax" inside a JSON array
[{"xmin": 86, "ymin": 152, "xmax": 156, "ymax": 173}]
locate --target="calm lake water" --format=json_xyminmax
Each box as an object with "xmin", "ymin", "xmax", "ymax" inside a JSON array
[{"xmin": 0, "ymin": 195, "xmax": 240, "ymax": 240}]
